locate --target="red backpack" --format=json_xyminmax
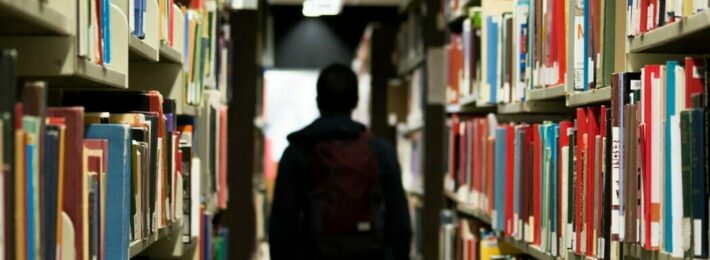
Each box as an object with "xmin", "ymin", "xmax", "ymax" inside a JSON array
[{"xmin": 306, "ymin": 132, "xmax": 386, "ymax": 259}]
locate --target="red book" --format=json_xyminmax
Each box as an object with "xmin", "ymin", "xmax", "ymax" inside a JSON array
[
  {"xmin": 586, "ymin": 106, "xmax": 599, "ymax": 256},
  {"xmin": 685, "ymin": 57, "xmax": 705, "ymax": 108},
  {"xmin": 218, "ymin": 107, "xmax": 228, "ymax": 209},
  {"xmin": 532, "ymin": 124, "xmax": 542, "ymax": 245},
  {"xmin": 47, "ymin": 107, "xmax": 85, "ymax": 260},
  {"xmin": 640, "ymin": 0, "xmax": 649, "ymax": 32},
  {"xmin": 522, "ymin": 124, "xmax": 532, "ymax": 237},
  {"xmin": 642, "ymin": 65, "xmax": 660, "ymax": 249},
  {"xmin": 487, "ymin": 136, "xmax": 495, "ymax": 215},
  {"xmin": 459, "ymin": 120, "xmax": 468, "ymax": 186},
  {"xmin": 556, "ymin": 0, "xmax": 566, "ymax": 85},
  {"xmin": 471, "ymin": 120, "xmax": 479, "ymax": 195},
  {"xmin": 575, "ymin": 108, "xmax": 587, "ymax": 254},
  {"xmin": 505, "ymin": 125, "xmax": 515, "ymax": 236},
  {"xmin": 449, "ymin": 115, "xmax": 460, "ymax": 183},
  {"xmin": 84, "ymin": 139, "xmax": 108, "ymax": 260}
]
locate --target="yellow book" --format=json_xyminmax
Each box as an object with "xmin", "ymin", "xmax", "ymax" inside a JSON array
[
  {"xmin": 55, "ymin": 124, "xmax": 66, "ymax": 258},
  {"xmin": 683, "ymin": 0, "xmax": 693, "ymax": 16},
  {"xmin": 15, "ymin": 130, "xmax": 26, "ymax": 260},
  {"xmin": 159, "ymin": 0, "xmax": 166, "ymax": 42}
]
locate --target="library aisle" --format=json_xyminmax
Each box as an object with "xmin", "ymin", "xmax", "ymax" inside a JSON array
[{"xmin": 3, "ymin": 0, "xmax": 710, "ymax": 259}]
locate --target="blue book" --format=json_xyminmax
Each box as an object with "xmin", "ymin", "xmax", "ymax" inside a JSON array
[
  {"xmin": 102, "ymin": 0, "xmax": 111, "ymax": 63},
  {"xmin": 494, "ymin": 126, "xmax": 507, "ymax": 232},
  {"xmin": 689, "ymin": 109, "xmax": 707, "ymax": 257},
  {"xmin": 539, "ymin": 124, "xmax": 550, "ymax": 251},
  {"xmin": 43, "ymin": 126, "xmax": 61, "ymax": 260},
  {"xmin": 665, "ymin": 61, "xmax": 678, "ymax": 253},
  {"xmin": 85, "ymin": 124, "xmax": 132, "ymax": 260},
  {"xmin": 133, "ymin": 0, "xmax": 146, "ymax": 38},
  {"xmin": 486, "ymin": 16, "xmax": 500, "ymax": 104},
  {"xmin": 549, "ymin": 124, "xmax": 559, "ymax": 252},
  {"xmin": 23, "ymin": 116, "xmax": 40, "ymax": 260},
  {"xmin": 26, "ymin": 144, "xmax": 35, "ymax": 260}
]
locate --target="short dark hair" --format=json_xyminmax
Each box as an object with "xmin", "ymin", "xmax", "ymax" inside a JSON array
[{"xmin": 316, "ymin": 63, "xmax": 358, "ymax": 114}]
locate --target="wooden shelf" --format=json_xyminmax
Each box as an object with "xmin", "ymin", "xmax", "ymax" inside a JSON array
[
  {"xmin": 525, "ymin": 85, "xmax": 566, "ymax": 101},
  {"xmin": 0, "ymin": 0, "xmax": 73, "ymax": 36},
  {"xmin": 630, "ymin": 11, "xmax": 710, "ymax": 54},
  {"xmin": 129, "ymin": 36, "xmax": 160, "ymax": 62},
  {"xmin": 0, "ymin": 4, "xmax": 129, "ymax": 89},
  {"xmin": 566, "ymin": 87, "xmax": 612, "ymax": 107},
  {"xmin": 456, "ymin": 205, "xmax": 492, "ymax": 225},
  {"xmin": 160, "ymin": 43, "xmax": 184, "ymax": 64},
  {"xmin": 129, "ymin": 221, "xmax": 183, "ymax": 258},
  {"xmin": 497, "ymin": 100, "xmax": 567, "ymax": 114}
]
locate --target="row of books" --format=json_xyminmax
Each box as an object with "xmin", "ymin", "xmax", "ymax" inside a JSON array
[
  {"xmin": 184, "ymin": 4, "xmax": 231, "ymax": 105},
  {"xmin": 78, "ymin": 0, "xmax": 112, "ymax": 65},
  {"xmin": 446, "ymin": 0, "xmax": 628, "ymax": 104},
  {"xmin": 445, "ymin": 56, "xmax": 709, "ymax": 258},
  {"xmin": 129, "ymin": 0, "xmax": 180, "ymax": 46},
  {"xmin": 627, "ymin": 0, "xmax": 709, "ymax": 36},
  {"xmin": 0, "ymin": 50, "xmax": 229, "ymax": 260}
]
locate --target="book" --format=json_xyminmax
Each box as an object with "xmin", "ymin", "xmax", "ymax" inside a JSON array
[
  {"xmin": 47, "ymin": 107, "xmax": 85, "ymax": 260},
  {"xmin": 43, "ymin": 124, "xmax": 63, "ymax": 260},
  {"xmin": 1, "ymin": 49, "xmax": 17, "ymax": 260},
  {"xmin": 85, "ymin": 124, "xmax": 132, "ymax": 260}
]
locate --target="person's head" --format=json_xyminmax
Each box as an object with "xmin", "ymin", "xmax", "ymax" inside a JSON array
[{"xmin": 316, "ymin": 63, "xmax": 358, "ymax": 116}]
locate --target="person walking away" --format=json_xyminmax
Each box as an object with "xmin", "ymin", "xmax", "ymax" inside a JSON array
[{"xmin": 269, "ymin": 64, "xmax": 412, "ymax": 260}]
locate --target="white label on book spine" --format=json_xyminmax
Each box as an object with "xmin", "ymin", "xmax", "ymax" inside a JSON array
[
  {"xmin": 611, "ymin": 127, "xmax": 621, "ymax": 239},
  {"xmin": 695, "ymin": 219, "xmax": 702, "ymax": 255}
]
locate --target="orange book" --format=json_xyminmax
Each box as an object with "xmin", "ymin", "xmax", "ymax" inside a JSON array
[{"xmin": 15, "ymin": 129, "xmax": 26, "ymax": 260}]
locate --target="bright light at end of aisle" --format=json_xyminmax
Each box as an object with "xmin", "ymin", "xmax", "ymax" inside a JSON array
[{"xmin": 302, "ymin": 0, "xmax": 343, "ymax": 17}]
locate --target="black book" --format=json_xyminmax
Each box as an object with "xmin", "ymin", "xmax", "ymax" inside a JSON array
[
  {"xmin": 603, "ymin": 109, "xmax": 612, "ymax": 259},
  {"xmin": 0, "ymin": 49, "xmax": 17, "ymax": 260}
]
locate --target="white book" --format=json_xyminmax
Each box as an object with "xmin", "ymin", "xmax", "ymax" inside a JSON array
[
  {"xmin": 694, "ymin": 0, "xmax": 709, "ymax": 12},
  {"xmin": 191, "ymin": 158, "xmax": 201, "ymax": 240},
  {"xmin": 79, "ymin": 0, "xmax": 90, "ymax": 57},
  {"xmin": 557, "ymin": 145, "xmax": 571, "ymax": 249},
  {"xmin": 129, "ymin": 0, "xmax": 135, "ymax": 33},
  {"xmin": 650, "ymin": 67, "xmax": 663, "ymax": 248}
]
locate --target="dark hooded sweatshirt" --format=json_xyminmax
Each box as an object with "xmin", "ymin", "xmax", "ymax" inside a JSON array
[{"xmin": 269, "ymin": 115, "xmax": 412, "ymax": 260}]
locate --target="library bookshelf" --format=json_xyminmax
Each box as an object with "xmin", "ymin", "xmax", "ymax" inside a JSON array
[
  {"xmin": 0, "ymin": 1, "xmax": 236, "ymax": 259},
  {"xmin": 396, "ymin": 0, "xmax": 710, "ymax": 259}
]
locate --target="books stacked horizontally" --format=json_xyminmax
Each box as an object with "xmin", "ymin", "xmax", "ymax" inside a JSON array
[{"xmin": 0, "ymin": 51, "xmax": 229, "ymax": 260}]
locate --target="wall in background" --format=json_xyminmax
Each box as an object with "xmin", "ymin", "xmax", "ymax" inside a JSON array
[{"xmin": 269, "ymin": 5, "xmax": 398, "ymax": 69}]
